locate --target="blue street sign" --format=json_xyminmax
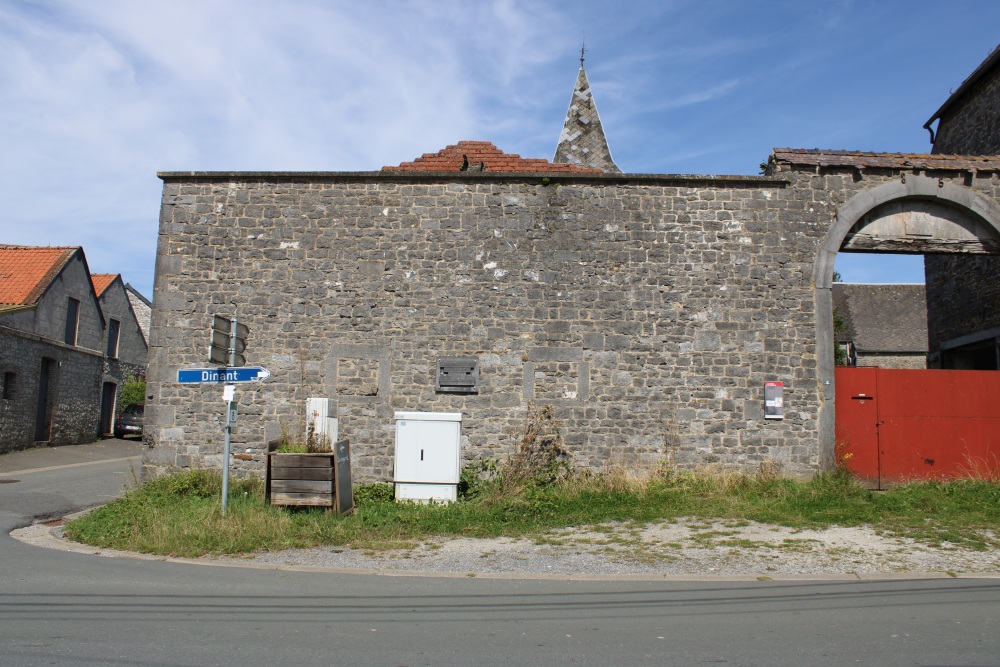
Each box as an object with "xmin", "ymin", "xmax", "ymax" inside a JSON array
[{"xmin": 177, "ymin": 367, "xmax": 271, "ymax": 384}]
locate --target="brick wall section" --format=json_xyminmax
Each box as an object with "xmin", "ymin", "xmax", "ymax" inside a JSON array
[
  {"xmin": 144, "ymin": 167, "xmax": 1000, "ymax": 481},
  {"xmin": 932, "ymin": 64, "xmax": 1000, "ymax": 155}
]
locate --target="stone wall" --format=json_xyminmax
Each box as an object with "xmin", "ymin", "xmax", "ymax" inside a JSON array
[
  {"xmin": 932, "ymin": 64, "xmax": 1000, "ymax": 155},
  {"xmin": 854, "ymin": 353, "xmax": 927, "ymax": 370},
  {"xmin": 0, "ymin": 251, "xmax": 107, "ymax": 452},
  {"xmin": 926, "ymin": 59, "xmax": 1000, "ymax": 367},
  {"xmin": 1, "ymin": 253, "xmax": 105, "ymax": 350},
  {"xmin": 144, "ymin": 166, "xmax": 1000, "ymax": 481},
  {"xmin": 0, "ymin": 326, "xmax": 102, "ymax": 453},
  {"xmin": 97, "ymin": 280, "xmax": 149, "ymax": 416},
  {"xmin": 925, "ymin": 253, "xmax": 1000, "ymax": 365}
]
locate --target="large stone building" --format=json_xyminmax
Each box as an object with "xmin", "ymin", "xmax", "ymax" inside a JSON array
[
  {"xmin": 91, "ymin": 273, "xmax": 150, "ymax": 435},
  {"xmin": 924, "ymin": 44, "xmax": 1000, "ymax": 370},
  {"xmin": 143, "ymin": 60, "xmax": 1000, "ymax": 481},
  {"xmin": 0, "ymin": 246, "xmax": 106, "ymax": 452},
  {"xmin": 0, "ymin": 246, "xmax": 150, "ymax": 453}
]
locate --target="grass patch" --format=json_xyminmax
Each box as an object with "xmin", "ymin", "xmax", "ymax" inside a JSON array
[{"xmin": 63, "ymin": 467, "xmax": 1000, "ymax": 558}]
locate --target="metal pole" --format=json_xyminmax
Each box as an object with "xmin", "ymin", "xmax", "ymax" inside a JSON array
[
  {"xmin": 222, "ymin": 406, "xmax": 231, "ymax": 515},
  {"xmin": 221, "ymin": 318, "xmax": 238, "ymax": 516}
]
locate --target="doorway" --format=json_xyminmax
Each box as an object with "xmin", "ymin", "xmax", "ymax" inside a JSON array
[
  {"xmin": 100, "ymin": 382, "xmax": 117, "ymax": 437},
  {"xmin": 34, "ymin": 358, "xmax": 55, "ymax": 442}
]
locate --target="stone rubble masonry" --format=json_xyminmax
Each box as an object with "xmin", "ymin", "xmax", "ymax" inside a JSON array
[
  {"xmin": 0, "ymin": 252, "xmax": 106, "ymax": 453},
  {"xmin": 925, "ymin": 253, "xmax": 1000, "ymax": 357},
  {"xmin": 144, "ymin": 166, "xmax": 1000, "ymax": 482},
  {"xmin": 96, "ymin": 279, "xmax": 150, "ymax": 412},
  {"xmin": 931, "ymin": 53, "xmax": 1000, "ymax": 155},
  {"xmin": 0, "ymin": 329, "xmax": 103, "ymax": 453},
  {"xmin": 925, "ymin": 51, "xmax": 1000, "ymax": 363}
]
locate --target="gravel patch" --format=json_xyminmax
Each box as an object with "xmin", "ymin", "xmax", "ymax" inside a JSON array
[{"xmin": 203, "ymin": 519, "xmax": 1000, "ymax": 578}]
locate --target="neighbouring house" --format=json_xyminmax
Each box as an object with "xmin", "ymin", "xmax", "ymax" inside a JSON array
[
  {"xmin": 125, "ymin": 283, "xmax": 152, "ymax": 346},
  {"xmin": 832, "ymin": 284, "xmax": 928, "ymax": 369},
  {"xmin": 923, "ymin": 43, "xmax": 1000, "ymax": 370},
  {"xmin": 143, "ymin": 58, "xmax": 1000, "ymax": 482},
  {"xmin": 91, "ymin": 274, "xmax": 149, "ymax": 435},
  {"xmin": 0, "ymin": 245, "xmax": 105, "ymax": 452}
]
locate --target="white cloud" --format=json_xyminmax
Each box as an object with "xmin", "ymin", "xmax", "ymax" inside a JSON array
[{"xmin": 2, "ymin": 0, "xmax": 999, "ymax": 294}]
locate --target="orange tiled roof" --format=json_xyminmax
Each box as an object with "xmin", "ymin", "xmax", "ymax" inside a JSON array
[
  {"xmin": 0, "ymin": 245, "xmax": 79, "ymax": 308},
  {"xmin": 771, "ymin": 148, "xmax": 1000, "ymax": 171},
  {"xmin": 382, "ymin": 141, "xmax": 603, "ymax": 174},
  {"xmin": 91, "ymin": 273, "xmax": 118, "ymax": 297}
]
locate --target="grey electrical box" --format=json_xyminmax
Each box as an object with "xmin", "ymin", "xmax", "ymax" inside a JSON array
[{"xmin": 435, "ymin": 356, "xmax": 479, "ymax": 393}]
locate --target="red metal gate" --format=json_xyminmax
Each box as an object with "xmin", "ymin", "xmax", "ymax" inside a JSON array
[{"xmin": 835, "ymin": 367, "xmax": 1000, "ymax": 488}]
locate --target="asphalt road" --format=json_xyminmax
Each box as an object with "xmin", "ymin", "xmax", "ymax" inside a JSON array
[{"xmin": 2, "ymin": 443, "xmax": 999, "ymax": 666}]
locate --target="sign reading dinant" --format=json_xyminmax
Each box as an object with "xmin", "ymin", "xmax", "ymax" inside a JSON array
[
  {"xmin": 764, "ymin": 381, "xmax": 784, "ymax": 420},
  {"xmin": 177, "ymin": 367, "xmax": 271, "ymax": 384}
]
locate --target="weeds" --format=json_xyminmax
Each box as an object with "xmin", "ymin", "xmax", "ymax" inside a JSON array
[{"xmin": 63, "ymin": 462, "xmax": 1000, "ymax": 558}]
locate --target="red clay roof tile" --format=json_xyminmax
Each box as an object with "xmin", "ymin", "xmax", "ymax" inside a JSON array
[
  {"xmin": 91, "ymin": 273, "xmax": 118, "ymax": 297},
  {"xmin": 0, "ymin": 245, "xmax": 79, "ymax": 307},
  {"xmin": 383, "ymin": 141, "xmax": 602, "ymax": 174}
]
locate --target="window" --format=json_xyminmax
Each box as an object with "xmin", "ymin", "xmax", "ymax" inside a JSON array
[
  {"xmin": 107, "ymin": 318, "xmax": 121, "ymax": 359},
  {"xmin": 2, "ymin": 372, "xmax": 14, "ymax": 400},
  {"xmin": 65, "ymin": 297, "xmax": 80, "ymax": 345}
]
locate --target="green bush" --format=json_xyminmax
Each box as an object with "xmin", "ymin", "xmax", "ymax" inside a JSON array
[{"xmin": 119, "ymin": 374, "xmax": 146, "ymax": 409}]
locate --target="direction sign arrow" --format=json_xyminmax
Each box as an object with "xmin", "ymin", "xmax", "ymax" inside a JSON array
[{"xmin": 177, "ymin": 367, "xmax": 271, "ymax": 384}]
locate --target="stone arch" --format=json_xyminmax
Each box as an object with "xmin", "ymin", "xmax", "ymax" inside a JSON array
[{"xmin": 813, "ymin": 176, "xmax": 1000, "ymax": 469}]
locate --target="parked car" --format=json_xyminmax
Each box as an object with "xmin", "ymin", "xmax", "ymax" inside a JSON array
[{"xmin": 114, "ymin": 403, "xmax": 144, "ymax": 438}]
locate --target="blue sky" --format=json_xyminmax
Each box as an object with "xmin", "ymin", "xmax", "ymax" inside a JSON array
[{"xmin": 2, "ymin": 0, "xmax": 999, "ymax": 298}]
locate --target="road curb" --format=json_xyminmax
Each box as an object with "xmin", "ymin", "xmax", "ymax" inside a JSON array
[{"xmin": 11, "ymin": 517, "xmax": 1000, "ymax": 583}]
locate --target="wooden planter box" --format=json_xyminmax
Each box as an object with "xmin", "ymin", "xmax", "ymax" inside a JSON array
[{"xmin": 266, "ymin": 439, "xmax": 353, "ymax": 513}]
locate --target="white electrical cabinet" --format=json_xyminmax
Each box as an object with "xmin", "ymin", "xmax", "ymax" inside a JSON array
[{"xmin": 393, "ymin": 411, "xmax": 462, "ymax": 502}]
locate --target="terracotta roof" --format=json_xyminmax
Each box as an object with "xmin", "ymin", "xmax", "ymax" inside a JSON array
[
  {"xmin": 0, "ymin": 245, "xmax": 79, "ymax": 309},
  {"xmin": 91, "ymin": 273, "xmax": 118, "ymax": 297},
  {"xmin": 925, "ymin": 43, "xmax": 1000, "ymax": 129},
  {"xmin": 832, "ymin": 283, "xmax": 928, "ymax": 353},
  {"xmin": 382, "ymin": 141, "xmax": 602, "ymax": 174},
  {"xmin": 771, "ymin": 148, "xmax": 1000, "ymax": 172}
]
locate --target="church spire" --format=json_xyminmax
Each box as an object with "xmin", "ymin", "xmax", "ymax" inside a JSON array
[{"xmin": 553, "ymin": 48, "xmax": 621, "ymax": 173}]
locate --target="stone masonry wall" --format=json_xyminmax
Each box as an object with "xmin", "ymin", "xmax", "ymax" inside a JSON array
[
  {"xmin": 926, "ymin": 62, "xmax": 1000, "ymax": 366},
  {"xmin": 932, "ymin": 64, "xmax": 1000, "ymax": 155},
  {"xmin": 0, "ymin": 326, "xmax": 103, "ymax": 453},
  {"xmin": 925, "ymin": 253, "xmax": 1000, "ymax": 357},
  {"xmin": 144, "ymin": 167, "xmax": 1000, "ymax": 482},
  {"xmin": 98, "ymin": 281, "xmax": 149, "ymax": 420}
]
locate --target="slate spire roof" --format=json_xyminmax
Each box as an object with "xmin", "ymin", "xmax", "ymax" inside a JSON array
[{"xmin": 553, "ymin": 51, "xmax": 621, "ymax": 173}]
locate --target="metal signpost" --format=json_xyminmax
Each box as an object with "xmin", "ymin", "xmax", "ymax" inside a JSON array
[{"xmin": 175, "ymin": 315, "xmax": 269, "ymax": 516}]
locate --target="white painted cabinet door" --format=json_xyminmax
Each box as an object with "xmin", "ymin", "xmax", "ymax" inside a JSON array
[{"xmin": 394, "ymin": 419, "xmax": 460, "ymax": 484}]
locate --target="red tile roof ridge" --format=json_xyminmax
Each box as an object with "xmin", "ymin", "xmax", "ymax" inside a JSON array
[
  {"xmin": 383, "ymin": 141, "xmax": 602, "ymax": 174},
  {"xmin": 0, "ymin": 245, "xmax": 80, "ymax": 307},
  {"xmin": 91, "ymin": 273, "xmax": 119, "ymax": 297}
]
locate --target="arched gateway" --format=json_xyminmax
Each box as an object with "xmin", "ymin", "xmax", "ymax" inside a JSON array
[{"xmin": 812, "ymin": 175, "xmax": 1000, "ymax": 468}]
